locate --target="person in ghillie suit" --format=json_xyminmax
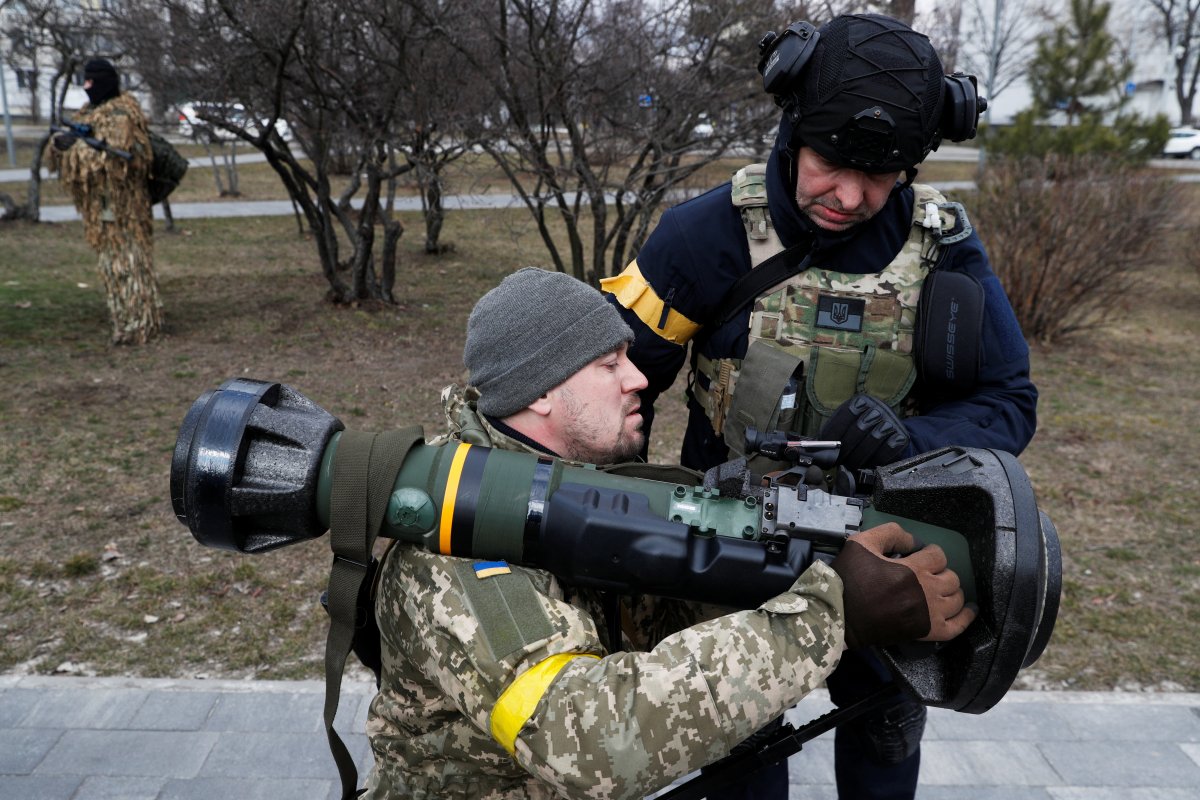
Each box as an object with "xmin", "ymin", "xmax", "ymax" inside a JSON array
[{"xmin": 47, "ymin": 58, "xmax": 163, "ymax": 345}]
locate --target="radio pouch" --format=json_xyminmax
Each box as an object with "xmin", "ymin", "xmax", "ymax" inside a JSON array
[{"xmin": 915, "ymin": 269, "xmax": 984, "ymax": 396}]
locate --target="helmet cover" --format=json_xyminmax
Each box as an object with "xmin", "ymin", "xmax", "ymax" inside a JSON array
[{"xmin": 787, "ymin": 14, "xmax": 944, "ymax": 172}]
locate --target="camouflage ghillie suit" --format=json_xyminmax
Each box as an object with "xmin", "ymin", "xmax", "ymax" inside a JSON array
[
  {"xmin": 47, "ymin": 93, "xmax": 163, "ymax": 344},
  {"xmin": 361, "ymin": 386, "xmax": 846, "ymax": 800}
]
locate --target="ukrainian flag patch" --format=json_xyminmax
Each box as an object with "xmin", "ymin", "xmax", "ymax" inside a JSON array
[{"xmin": 473, "ymin": 560, "xmax": 511, "ymax": 579}]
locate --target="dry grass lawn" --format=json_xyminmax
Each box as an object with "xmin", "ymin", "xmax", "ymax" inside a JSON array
[{"xmin": 0, "ymin": 167, "xmax": 1196, "ymax": 694}]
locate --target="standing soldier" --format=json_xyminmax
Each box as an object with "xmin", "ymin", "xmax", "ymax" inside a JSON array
[
  {"xmin": 48, "ymin": 58, "xmax": 163, "ymax": 345},
  {"xmin": 602, "ymin": 13, "xmax": 1036, "ymax": 800}
]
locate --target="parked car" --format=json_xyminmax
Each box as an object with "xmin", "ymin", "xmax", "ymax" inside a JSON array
[
  {"xmin": 175, "ymin": 102, "xmax": 293, "ymax": 143},
  {"xmin": 1162, "ymin": 127, "xmax": 1200, "ymax": 160},
  {"xmin": 691, "ymin": 114, "xmax": 714, "ymax": 139}
]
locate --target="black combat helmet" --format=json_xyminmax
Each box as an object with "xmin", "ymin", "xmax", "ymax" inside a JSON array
[{"xmin": 770, "ymin": 14, "xmax": 946, "ymax": 173}]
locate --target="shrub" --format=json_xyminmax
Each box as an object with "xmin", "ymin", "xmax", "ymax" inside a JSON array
[
  {"xmin": 983, "ymin": 111, "xmax": 1171, "ymax": 164},
  {"xmin": 969, "ymin": 154, "xmax": 1179, "ymax": 343}
]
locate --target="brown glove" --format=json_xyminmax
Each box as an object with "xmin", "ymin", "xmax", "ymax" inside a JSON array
[{"xmin": 830, "ymin": 522, "xmax": 976, "ymax": 650}]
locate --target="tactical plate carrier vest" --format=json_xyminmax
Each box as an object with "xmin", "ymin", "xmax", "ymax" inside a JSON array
[{"xmin": 694, "ymin": 163, "xmax": 971, "ymax": 453}]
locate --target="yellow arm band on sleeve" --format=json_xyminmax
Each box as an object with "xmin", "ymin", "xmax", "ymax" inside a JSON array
[
  {"xmin": 600, "ymin": 261, "xmax": 701, "ymax": 345},
  {"xmin": 489, "ymin": 652, "xmax": 599, "ymax": 755}
]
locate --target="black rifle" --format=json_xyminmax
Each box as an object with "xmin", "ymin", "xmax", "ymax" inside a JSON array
[{"xmin": 51, "ymin": 117, "xmax": 133, "ymax": 162}]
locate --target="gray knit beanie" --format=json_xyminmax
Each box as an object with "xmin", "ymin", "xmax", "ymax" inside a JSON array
[{"xmin": 465, "ymin": 268, "xmax": 634, "ymax": 417}]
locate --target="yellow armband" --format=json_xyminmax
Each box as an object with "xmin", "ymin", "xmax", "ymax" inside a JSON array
[
  {"xmin": 601, "ymin": 261, "xmax": 701, "ymax": 345},
  {"xmin": 489, "ymin": 652, "xmax": 599, "ymax": 755}
]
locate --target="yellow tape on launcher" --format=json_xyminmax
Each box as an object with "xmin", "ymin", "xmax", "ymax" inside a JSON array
[{"xmin": 171, "ymin": 378, "xmax": 1059, "ymax": 715}]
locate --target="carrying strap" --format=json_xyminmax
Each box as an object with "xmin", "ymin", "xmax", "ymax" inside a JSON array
[
  {"xmin": 714, "ymin": 240, "xmax": 815, "ymax": 328},
  {"xmin": 326, "ymin": 428, "xmax": 424, "ymax": 800}
]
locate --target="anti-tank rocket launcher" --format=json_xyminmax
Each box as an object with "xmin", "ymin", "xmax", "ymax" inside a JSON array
[{"xmin": 172, "ymin": 378, "xmax": 1060, "ymax": 717}]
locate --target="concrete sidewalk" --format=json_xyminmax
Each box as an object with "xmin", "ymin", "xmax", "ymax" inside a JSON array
[{"xmin": 2, "ymin": 675, "xmax": 1198, "ymax": 800}]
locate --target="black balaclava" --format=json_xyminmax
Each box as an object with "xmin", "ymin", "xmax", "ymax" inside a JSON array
[
  {"xmin": 84, "ymin": 58, "xmax": 120, "ymax": 106},
  {"xmin": 778, "ymin": 14, "xmax": 945, "ymax": 175}
]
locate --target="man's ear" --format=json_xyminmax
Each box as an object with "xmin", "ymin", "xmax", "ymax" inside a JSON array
[{"xmin": 527, "ymin": 393, "xmax": 554, "ymax": 417}]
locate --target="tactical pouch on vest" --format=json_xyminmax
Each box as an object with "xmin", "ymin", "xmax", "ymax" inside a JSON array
[
  {"xmin": 804, "ymin": 344, "xmax": 916, "ymax": 434},
  {"xmin": 914, "ymin": 269, "xmax": 984, "ymax": 396},
  {"xmin": 724, "ymin": 340, "xmax": 804, "ymax": 454}
]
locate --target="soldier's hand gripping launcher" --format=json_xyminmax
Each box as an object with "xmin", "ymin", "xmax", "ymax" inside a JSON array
[{"xmin": 171, "ymin": 379, "xmax": 1061, "ymax": 714}]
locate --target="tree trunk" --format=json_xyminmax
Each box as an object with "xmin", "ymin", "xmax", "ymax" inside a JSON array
[
  {"xmin": 422, "ymin": 173, "xmax": 445, "ymax": 253},
  {"xmin": 349, "ymin": 164, "xmax": 383, "ymax": 300},
  {"xmin": 381, "ymin": 217, "xmax": 402, "ymax": 304},
  {"xmin": 203, "ymin": 141, "xmax": 226, "ymax": 195}
]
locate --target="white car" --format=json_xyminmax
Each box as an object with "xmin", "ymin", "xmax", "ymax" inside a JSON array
[
  {"xmin": 1162, "ymin": 127, "xmax": 1200, "ymax": 160},
  {"xmin": 176, "ymin": 102, "xmax": 293, "ymax": 143}
]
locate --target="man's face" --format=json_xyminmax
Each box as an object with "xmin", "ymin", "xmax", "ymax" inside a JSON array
[
  {"xmin": 547, "ymin": 343, "xmax": 648, "ymax": 465},
  {"xmin": 793, "ymin": 147, "xmax": 901, "ymax": 232}
]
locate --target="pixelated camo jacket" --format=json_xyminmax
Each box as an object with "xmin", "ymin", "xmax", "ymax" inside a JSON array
[{"xmin": 360, "ymin": 386, "xmax": 846, "ymax": 800}]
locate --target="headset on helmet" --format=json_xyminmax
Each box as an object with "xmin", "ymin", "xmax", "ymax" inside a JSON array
[{"xmin": 758, "ymin": 16, "xmax": 987, "ymax": 172}]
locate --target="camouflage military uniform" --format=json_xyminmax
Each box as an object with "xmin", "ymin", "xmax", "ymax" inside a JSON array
[
  {"xmin": 47, "ymin": 93, "xmax": 163, "ymax": 344},
  {"xmin": 360, "ymin": 386, "xmax": 846, "ymax": 799}
]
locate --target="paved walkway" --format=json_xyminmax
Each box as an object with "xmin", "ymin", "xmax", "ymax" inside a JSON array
[{"xmin": 1, "ymin": 674, "xmax": 1197, "ymax": 799}]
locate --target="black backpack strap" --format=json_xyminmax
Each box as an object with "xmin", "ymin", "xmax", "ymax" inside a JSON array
[
  {"xmin": 715, "ymin": 241, "xmax": 814, "ymax": 328},
  {"xmin": 326, "ymin": 428, "xmax": 424, "ymax": 800}
]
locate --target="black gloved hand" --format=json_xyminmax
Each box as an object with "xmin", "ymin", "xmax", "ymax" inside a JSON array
[
  {"xmin": 53, "ymin": 133, "xmax": 78, "ymax": 152},
  {"xmin": 819, "ymin": 394, "xmax": 910, "ymax": 471},
  {"xmin": 830, "ymin": 522, "xmax": 976, "ymax": 650}
]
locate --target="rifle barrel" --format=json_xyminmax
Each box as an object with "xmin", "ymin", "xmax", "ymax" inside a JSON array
[{"xmin": 50, "ymin": 125, "xmax": 133, "ymax": 162}]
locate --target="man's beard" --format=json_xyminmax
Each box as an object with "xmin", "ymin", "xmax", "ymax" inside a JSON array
[{"xmin": 558, "ymin": 390, "xmax": 644, "ymax": 465}]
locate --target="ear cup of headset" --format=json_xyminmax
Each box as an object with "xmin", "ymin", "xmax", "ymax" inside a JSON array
[
  {"xmin": 940, "ymin": 73, "xmax": 987, "ymax": 142},
  {"xmin": 758, "ymin": 21, "xmax": 820, "ymax": 97}
]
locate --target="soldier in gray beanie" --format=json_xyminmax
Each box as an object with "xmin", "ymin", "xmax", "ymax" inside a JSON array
[
  {"xmin": 360, "ymin": 268, "xmax": 974, "ymax": 800},
  {"xmin": 465, "ymin": 267, "xmax": 635, "ymax": 418}
]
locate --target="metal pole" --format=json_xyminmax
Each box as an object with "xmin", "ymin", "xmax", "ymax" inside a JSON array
[{"xmin": 0, "ymin": 57, "xmax": 16, "ymax": 167}]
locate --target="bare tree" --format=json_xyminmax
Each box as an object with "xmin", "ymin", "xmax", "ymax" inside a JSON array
[
  {"xmin": 917, "ymin": 3, "xmax": 964, "ymax": 72},
  {"xmin": 418, "ymin": 0, "xmax": 791, "ymax": 283},
  {"xmin": 0, "ymin": 0, "xmax": 102, "ymax": 222},
  {"xmin": 1145, "ymin": 0, "xmax": 1200, "ymax": 125},
  {"xmin": 960, "ymin": 0, "xmax": 1046, "ymax": 118},
  {"xmin": 116, "ymin": 0, "xmax": 488, "ymax": 300},
  {"xmin": 2, "ymin": 25, "xmax": 40, "ymax": 123},
  {"xmin": 880, "ymin": 0, "xmax": 916, "ymax": 24}
]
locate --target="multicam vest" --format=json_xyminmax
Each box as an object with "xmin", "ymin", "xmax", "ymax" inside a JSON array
[{"xmin": 694, "ymin": 163, "xmax": 969, "ymax": 452}]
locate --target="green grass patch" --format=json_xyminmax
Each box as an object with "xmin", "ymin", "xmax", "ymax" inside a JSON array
[{"xmin": 63, "ymin": 553, "xmax": 100, "ymax": 577}]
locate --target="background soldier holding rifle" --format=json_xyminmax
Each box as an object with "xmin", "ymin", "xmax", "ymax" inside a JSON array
[{"xmin": 47, "ymin": 57, "xmax": 163, "ymax": 345}]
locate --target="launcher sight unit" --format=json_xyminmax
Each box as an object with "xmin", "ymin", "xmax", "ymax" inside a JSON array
[{"xmin": 172, "ymin": 378, "xmax": 1060, "ymax": 715}]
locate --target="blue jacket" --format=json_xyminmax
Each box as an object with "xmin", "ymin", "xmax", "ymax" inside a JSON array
[{"xmin": 610, "ymin": 143, "xmax": 1037, "ymax": 471}]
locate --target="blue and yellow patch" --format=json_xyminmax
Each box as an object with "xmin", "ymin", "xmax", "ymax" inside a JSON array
[{"xmin": 473, "ymin": 560, "xmax": 511, "ymax": 579}]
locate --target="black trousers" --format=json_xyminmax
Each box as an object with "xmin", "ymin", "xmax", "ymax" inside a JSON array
[{"xmin": 704, "ymin": 649, "xmax": 921, "ymax": 800}]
